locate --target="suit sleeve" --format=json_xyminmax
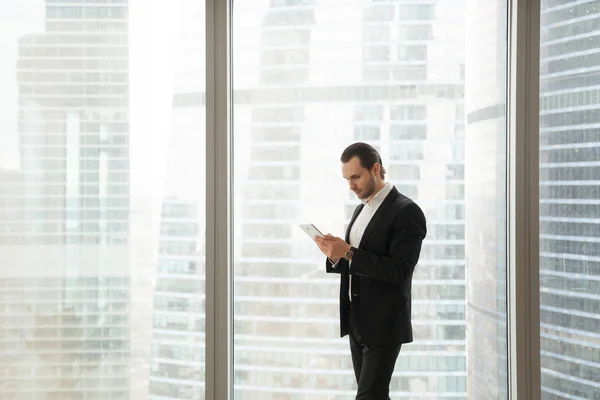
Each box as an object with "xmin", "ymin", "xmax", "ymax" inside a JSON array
[
  {"xmin": 348, "ymin": 202, "xmax": 426, "ymax": 285},
  {"xmin": 325, "ymin": 257, "xmax": 346, "ymax": 274},
  {"xmin": 324, "ymin": 203, "xmax": 362, "ymax": 275}
]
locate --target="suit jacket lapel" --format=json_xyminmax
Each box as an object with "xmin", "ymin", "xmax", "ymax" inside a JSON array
[
  {"xmin": 345, "ymin": 204, "xmax": 364, "ymax": 243},
  {"xmin": 357, "ymin": 187, "xmax": 399, "ymax": 249}
]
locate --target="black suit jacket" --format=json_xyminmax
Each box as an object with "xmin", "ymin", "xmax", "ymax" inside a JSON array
[{"xmin": 325, "ymin": 187, "xmax": 426, "ymax": 346}]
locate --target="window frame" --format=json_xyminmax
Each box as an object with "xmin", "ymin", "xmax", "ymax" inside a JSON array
[{"xmin": 205, "ymin": 0, "xmax": 543, "ymax": 398}]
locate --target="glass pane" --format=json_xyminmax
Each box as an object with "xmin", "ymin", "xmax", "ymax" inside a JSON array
[
  {"xmin": 0, "ymin": 0, "xmax": 205, "ymax": 398},
  {"xmin": 232, "ymin": 0, "xmax": 508, "ymax": 398},
  {"xmin": 464, "ymin": 1, "xmax": 509, "ymax": 399},
  {"xmin": 539, "ymin": 1, "xmax": 600, "ymax": 399}
]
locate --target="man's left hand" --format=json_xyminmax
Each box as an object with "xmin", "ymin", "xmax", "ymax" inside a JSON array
[{"xmin": 314, "ymin": 234, "xmax": 351, "ymax": 259}]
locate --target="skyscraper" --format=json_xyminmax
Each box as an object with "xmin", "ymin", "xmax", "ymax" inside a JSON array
[
  {"xmin": 149, "ymin": 200, "xmax": 205, "ymax": 399},
  {"xmin": 539, "ymin": 1, "xmax": 600, "ymax": 398},
  {"xmin": 1, "ymin": 0, "xmax": 131, "ymax": 398},
  {"xmin": 148, "ymin": 92, "xmax": 207, "ymax": 398}
]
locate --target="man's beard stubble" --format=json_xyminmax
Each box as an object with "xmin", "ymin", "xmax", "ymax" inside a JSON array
[{"xmin": 359, "ymin": 174, "xmax": 377, "ymax": 200}]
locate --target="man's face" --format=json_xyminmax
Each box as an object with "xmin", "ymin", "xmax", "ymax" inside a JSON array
[{"xmin": 342, "ymin": 156, "xmax": 377, "ymax": 200}]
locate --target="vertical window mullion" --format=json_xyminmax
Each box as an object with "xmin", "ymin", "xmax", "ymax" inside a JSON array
[
  {"xmin": 507, "ymin": 0, "xmax": 541, "ymax": 398},
  {"xmin": 206, "ymin": 0, "xmax": 233, "ymax": 397}
]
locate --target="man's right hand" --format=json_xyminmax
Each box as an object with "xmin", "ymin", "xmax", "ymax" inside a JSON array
[{"xmin": 315, "ymin": 234, "xmax": 340, "ymax": 263}]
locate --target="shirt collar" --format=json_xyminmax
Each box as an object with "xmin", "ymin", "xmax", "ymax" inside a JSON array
[{"xmin": 362, "ymin": 182, "xmax": 393, "ymax": 208}]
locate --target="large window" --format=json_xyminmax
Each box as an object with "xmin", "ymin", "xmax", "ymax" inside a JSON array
[
  {"xmin": 0, "ymin": 0, "xmax": 205, "ymax": 398},
  {"xmin": 2, "ymin": 0, "xmax": 597, "ymax": 399},
  {"xmin": 539, "ymin": 1, "xmax": 600, "ymax": 399},
  {"xmin": 232, "ymin": 0, "xmax": 508, "ymax": 398}
]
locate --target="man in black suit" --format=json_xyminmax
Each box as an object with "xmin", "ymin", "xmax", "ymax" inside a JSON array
[{"xmin": 315, "ymin": 142, "xmax": 427, "ymax": 400}]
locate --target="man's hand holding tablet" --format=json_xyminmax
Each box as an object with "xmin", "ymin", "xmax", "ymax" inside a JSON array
[{"xmin": 300, "ymin": 224, "xmax": 351, "ymax": 262}]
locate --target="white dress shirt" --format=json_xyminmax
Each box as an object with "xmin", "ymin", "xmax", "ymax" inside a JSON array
[{"xmin": 347, "ymin": 182, "xmax": 393, "ymax": 301}]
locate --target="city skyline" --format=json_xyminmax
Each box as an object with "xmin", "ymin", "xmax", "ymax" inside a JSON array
[{"xmin": 0, "ymin": 0, "xmax": 598, "ymax": 399}]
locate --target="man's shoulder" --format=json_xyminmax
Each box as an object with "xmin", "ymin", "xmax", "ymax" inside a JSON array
[
  {"xmin": 391, "ymin": 190, "xmax": 424, "ymax": 217},
  {"xmin": 390, "ymin": 188, "xmax": 416, "ymax": 207}
]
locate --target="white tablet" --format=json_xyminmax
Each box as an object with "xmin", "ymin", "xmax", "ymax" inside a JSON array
[{"xmin": 299, "ymin": 223, "xmax": 324, "ymax": 240}]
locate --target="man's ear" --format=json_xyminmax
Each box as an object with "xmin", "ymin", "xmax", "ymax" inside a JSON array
[{"xmin": 372, "ymin": 162, "xmax": 380, "ymax": 177}]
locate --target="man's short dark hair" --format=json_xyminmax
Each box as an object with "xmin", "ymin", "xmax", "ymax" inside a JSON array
[{"xmin": 340, "ymin": 142, "xmax": 386, "ymax": 179}]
